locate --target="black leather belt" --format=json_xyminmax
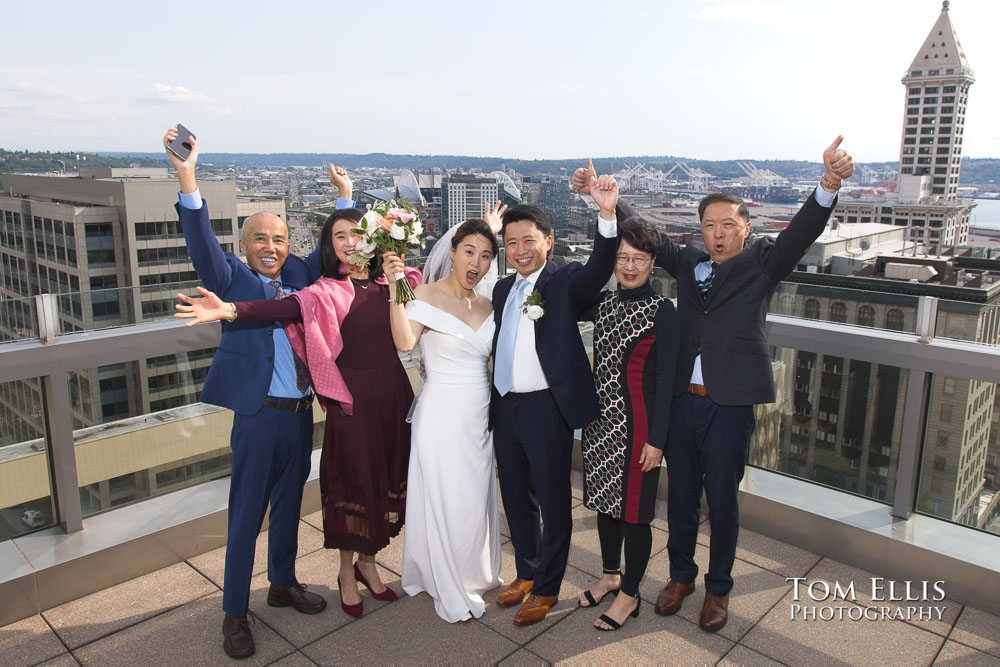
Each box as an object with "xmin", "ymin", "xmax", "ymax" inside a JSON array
[{"xmin": 262, "ymin": 395, "xmax": 314, "ymax": 413}]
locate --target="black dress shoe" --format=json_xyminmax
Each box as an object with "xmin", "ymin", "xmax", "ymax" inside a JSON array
[
  {"xmin": 267, "ymin": 583, "xmax": 327, "ymax": 614},
  {"xmin": 222, "ymin": 614, "xmax": 255, "ymax": 659}
]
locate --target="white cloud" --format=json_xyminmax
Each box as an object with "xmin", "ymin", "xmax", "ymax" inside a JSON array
[
  {"xmin": 692, "ymin": 2, "xmax": 814, "ymax": 26},
  {"xmin": 151, "ymin": 83, "xmax": 209, "ymax": 104}
]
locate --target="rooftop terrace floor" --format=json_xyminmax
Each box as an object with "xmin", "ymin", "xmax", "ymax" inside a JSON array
[{"xmin": 3, "ymin": 473, "xmax": 998, "ymax": 666}]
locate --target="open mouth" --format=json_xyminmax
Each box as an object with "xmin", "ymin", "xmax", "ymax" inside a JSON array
[
  {"xmin": 466, "ymin": 270, "xmax": 479, "ymax": 284},
  {"xmin": 259, "ymin": 256, "xmax": 278, "ymax": 267},
  {"xmin": 622, "ymin": 272, "xmax": 638, "ymax": 282}
]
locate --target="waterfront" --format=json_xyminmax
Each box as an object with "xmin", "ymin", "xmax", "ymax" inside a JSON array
[{"xmin": 972, "ymin": 197, "xmax": 1000, "ymax": 230}]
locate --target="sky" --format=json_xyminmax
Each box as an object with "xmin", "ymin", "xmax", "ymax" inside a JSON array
[{"xmin": 1, "ymin": 0, "xmax": 999, "ymax": 163}]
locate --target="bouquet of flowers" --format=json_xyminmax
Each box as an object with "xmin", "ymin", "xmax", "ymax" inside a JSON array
[{"xmin": 350, "ymin": 199, "xmax": 424, "ymax": 303}]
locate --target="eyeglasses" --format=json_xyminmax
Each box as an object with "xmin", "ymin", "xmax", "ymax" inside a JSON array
[{"xmin": 616, "ymin": 255, "xmax": 651, "ymax": 268}]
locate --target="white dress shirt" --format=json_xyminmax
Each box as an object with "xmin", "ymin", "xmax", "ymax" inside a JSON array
[{"xmin": 503, "ymin": 214, "xmax": 618, "ymax": 393}]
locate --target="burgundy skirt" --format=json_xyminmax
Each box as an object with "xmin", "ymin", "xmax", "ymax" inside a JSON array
[{"xmin": 319, "ymin": 362, "xmax": 413, "ymax": 554}]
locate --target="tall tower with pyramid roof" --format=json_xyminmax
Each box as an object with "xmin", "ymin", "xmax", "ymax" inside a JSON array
[{"xmin": 897, "ymin": 0, "xmax": 975, "ymax": 201}]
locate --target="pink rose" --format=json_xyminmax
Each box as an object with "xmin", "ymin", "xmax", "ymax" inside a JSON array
[{"xmin": 387, "ymin": 208, "xmax": 415, "ymax": 223}]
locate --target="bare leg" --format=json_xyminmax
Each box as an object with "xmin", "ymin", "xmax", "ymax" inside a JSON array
[
  {"xmin": 355, "ymin": 552, "xmax": 387, "ymax": 594},
  {"xmin": 339, "ymin": 550, "xmax": 360, "ymax": 606}
]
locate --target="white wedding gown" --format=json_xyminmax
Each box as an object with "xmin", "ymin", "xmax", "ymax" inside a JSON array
[{"xmin": 401, "ymin": 300, "xmax": 503, "ymax": 622}]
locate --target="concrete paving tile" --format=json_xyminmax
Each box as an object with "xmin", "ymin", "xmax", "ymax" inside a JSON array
[
  {"xmin": 187, "ymin": 519, "xmax": 326, "ymax": 588},
  {"xmin": 250, "ymin": 551, "xmax": 401, "ymax": 648},
  {"xmin": 718, "ymin": 644, "xmax": 787, "ymax": 666},
  {"xmin": 524, "ymin": 597, "xmax": 732, "ymax": 664},
  {"xmin": 950, "ymin": 607, "xmax": 1000, "ymax": 659},
  {"xmin": 43, "ymin": 562, "xmax": 217, "ymax": 650},
  {"xmin": 641, "ymin": 547, "xmax": 789, "ymax": 642},
  {"xmin": 0, "ymin": 615, "xmax": 69, "ymax": 667},
  {"xmin": 806, "ymin": 558, "xmax": 961, "ymax": 637},
  {"xmin": 72, "ymin": 593, "xmax": 294, "ymax": 667},
  {"xmin": 267, "ymin": 650, "xmax": 320, "ymax": 666},
  {"xmin": 301, "ymin": 593, "xmax": 517, "ymax": 664},
  {"xmin": 477, "ymin": 542, "xmax": 587, "ymax": 644},
  {"xmin": 497, "ymin": 647, "xmax": 548, "ymax": 666},
  {"xmin": 569, "ymin": 503, "xmax": 669, "ymax": 585},
  {"xmin": 696, "ymin": 522, "xmax": 820, "ymax": 579},
  {"xmin": 570, "ymin": 470, "xmax": 584, "ymax": 501},
  {"xmin": 934, "ymin": 640, "xmax": 1000, "ymax": 666},
  {"xmin": 934, "ymin": 641, "xmax": 1000, "ymax": 667},
  {"xmin": 301, "ymin": 510, "xmax": 323, "ymax": 533},
  {"xmin": 742, "ymin": 589, "xmax": 945, "ymax": 667},
  {"xmin": 36, "ymin": 655, "xmax": 81, "ymax": 667},
  {"xmin": 373, "ymin": 531, "xmax": 405, "ymax": 577}
]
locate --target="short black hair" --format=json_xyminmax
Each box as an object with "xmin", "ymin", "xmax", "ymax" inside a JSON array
[
  {"xmin": 501, "ymin": 205, "xmax": 551, "ymax": 239},
  {"xmin": 319, "ymin": 208, "xmax": 384, "ymax": 282},
  {"xmin": 620, "ymin": 219, "xmax": 659, "ymax": 258},
  {"xmin": 698, "ymin": 193, "xmax": 750, "ymax": 224},
  {"xmin": 451, "ymin": 218, "xmax": 499, "ymax": 257}
]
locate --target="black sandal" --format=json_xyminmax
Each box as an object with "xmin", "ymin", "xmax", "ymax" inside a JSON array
[
  {"xmin": 579, "ymin": 569, "xmax": 622, "ymax": 608},
  {"xmin": 596, "ymin": 593, "xmax": 640, "ymax": 631}
]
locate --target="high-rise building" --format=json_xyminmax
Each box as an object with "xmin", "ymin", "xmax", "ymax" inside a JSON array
[
  {"xmin": 0, "ymin": 168, "xmax": 285, "ymax": 502},
  {"xmin": 441, "ymin": 175, "xmax": 499, "ymax": 230},
  {"xmin": 834, "ymin": 1, "xmax": 975, "ymax": 253}
]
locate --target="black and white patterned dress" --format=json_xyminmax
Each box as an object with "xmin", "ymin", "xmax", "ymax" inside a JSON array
[{"xmin": 581, "ymin": 282, "xmax": 679, "ymax": 524}]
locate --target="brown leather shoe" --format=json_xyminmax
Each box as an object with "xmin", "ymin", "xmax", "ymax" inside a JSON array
[
  {"xmin": 222, "ymin": 614, "xmax": 255, "ymax": 659},
  {"xmin": 699, "ymin": 592, "xmax": 729, "ymax": 632},
  {"xmin": 654, "ymin": 580, "xmax": 696, "ymax": 616},
  {"xmin": 267, "ymin": 583, "xmax": 327, "ymax": 614},
  {"xmin": 513, "ymin": 594, "xmax": 558, "ymax": 626},
  {"xmin": 496, "ymin": 578, "xmax": 534, "ymax": 607}
]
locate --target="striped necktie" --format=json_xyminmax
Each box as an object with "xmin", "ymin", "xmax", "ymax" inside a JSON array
[
  {"xmin": 269, "ymin": 280, "xmax": 312, "ymax": 393},
  {"xmin": 697, "ymin": 262, "xmax": 718, "ymax": 297}
]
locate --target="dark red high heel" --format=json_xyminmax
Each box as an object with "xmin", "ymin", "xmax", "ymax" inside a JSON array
[
  {"xmin": 354, "ymin": 562, "xmax": 398, "ymax": 602},
  {"xmin": 337, "ymin": 575, "xmax": 363, "ymax": 618}
]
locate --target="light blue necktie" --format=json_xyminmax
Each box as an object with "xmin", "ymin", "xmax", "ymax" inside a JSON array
[{"xmin": 494, "ymin": 279, "xmax": 531, "ymax": 396}]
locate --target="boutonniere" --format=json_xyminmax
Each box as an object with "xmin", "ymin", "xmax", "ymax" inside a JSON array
[{"xmin": 523, "ymin": 289, "xmax": 545, "ymax": 321}]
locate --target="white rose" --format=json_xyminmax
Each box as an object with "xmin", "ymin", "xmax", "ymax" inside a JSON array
[
  {"xmin": 389, "ymin": 222, "xmax": 406, "ymax": 240},
  {"xmin": 361, "ymin": 210, "xmax": 381, "ymax": 229},
  {"xmin": 407, "ymin": 233, "xmax": 421, "ymax": 245},
  {"xmin": 360, "ymin": 240, "xmax": 377, "ymax": 256},
  {"xmin": 526, "ymin": 304, "xmax": 544, "ymax": 320},
  {"xmin": 412, "ymin": 221, "xmax": 423, "ymax": 235}
]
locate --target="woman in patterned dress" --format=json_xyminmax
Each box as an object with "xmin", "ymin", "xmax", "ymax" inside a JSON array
[{"xmin": 578, "ymin": 220, "xmax": 679, "ymax": 631}]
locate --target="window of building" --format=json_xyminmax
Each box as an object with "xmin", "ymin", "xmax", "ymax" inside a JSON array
[
  {"xmin": 830, "ymin": 302, "xmax": 847, "ymax": 323},
  {"xmin": 804, "ymin": 299, "xmax": 820, "ymax": 320},
  {"xmin": 943, "ymin": 377, "xmax": 955, "ymax": 395},
  {"xmin": 857, "ymin": 305, "xmax": 875, "ymax": 328},
  {"xmin": 933, "ymin": 456, "xmax": 946, "ymax": 472}
]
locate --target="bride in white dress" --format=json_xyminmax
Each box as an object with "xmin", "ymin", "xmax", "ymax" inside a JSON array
[{"xmin": 383, "ymin": 212, "xmax": 505, "ymax": 622}]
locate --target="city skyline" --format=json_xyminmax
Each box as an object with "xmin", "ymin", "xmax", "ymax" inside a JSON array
[{"xmin": 1, "ymin": 1, "xmax": 999, "ymax": 162}]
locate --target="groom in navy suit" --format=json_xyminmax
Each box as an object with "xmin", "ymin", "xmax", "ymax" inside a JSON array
[{"xmin": 491, "ymin": 168, "xmax": 620, "ymax": 625}]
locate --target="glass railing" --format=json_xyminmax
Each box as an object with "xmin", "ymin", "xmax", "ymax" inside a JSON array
[
  {"xmin": 0, "ymin": 377, "xmax": 56, "ymax": 539},
  {"xmin": 0, "ymin": 295, "xmax": 39, "ymax": 343},
  {"xmin": 770, "ymin": 282, "xmax": 922, "ymax": 334},
  {"xmin": 1, "ymin": 284, "xmax": 999, "ymax": 542},
  {"xmin": 753, "ymin": 348, "xmax": 907, "ymax": 504}
]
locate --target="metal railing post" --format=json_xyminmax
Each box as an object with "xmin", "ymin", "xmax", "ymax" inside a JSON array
[
  {"xmin": 35, "ymin": 294, "xmax": 83, "ymax": 533},
  {"xmin": 891, "ymin": 295, "xmax": 939, "ymax": 519}
]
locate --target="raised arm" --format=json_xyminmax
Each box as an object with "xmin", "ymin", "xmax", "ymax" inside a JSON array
[
  {"xmin": 383, "ymin": 252, "xmax": 426, "ymax": 351},
  {"xmin": 305, "ymin": 165, "xmax": 358, "ymax": 281},
  {"xmin": 765, "ymin": 136, "xmax": 854, "ymax": 281},
  {"xmin": 164, "ymin": 128, "xmax": 236, "ymax": 294},
  {"xmin": 569, "ymin": 162, "xmax": 621, "ymax": 306}
]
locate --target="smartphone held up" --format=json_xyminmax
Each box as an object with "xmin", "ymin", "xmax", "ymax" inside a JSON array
[{"xmin": 166, "ymin": 124, "xmax": 196, "ymax": 161}]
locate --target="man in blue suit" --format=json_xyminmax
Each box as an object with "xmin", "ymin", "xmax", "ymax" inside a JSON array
[
  {"xmin": 163, "ymin": 129, "xmax": 354, "ymax": 659},
  {"xmin": 491, "ymin": 169, "xmax": 620, "ymax": 625}
]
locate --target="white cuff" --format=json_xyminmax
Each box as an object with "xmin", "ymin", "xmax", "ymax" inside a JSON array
[{"xmin": 597, "ymin": 215, "xmax": 617, "ymax": 238}]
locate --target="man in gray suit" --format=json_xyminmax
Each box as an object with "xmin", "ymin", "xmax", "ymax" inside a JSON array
[{"xmin": 576, "ymin": 136, "xmax": 854, "ymax": 632}]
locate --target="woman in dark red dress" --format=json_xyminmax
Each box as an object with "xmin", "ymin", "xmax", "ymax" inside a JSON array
[
  {"xmin": 578, "ymin": 220, "xmax": 679, "ymax": 631},
  {"xmin": 177, "ymin": 208, "xmax": 418, "ymax": 619}
]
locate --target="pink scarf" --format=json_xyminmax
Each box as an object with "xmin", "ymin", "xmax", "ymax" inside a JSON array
[{"xmin": 286, "ymin": 267, "xmax": 421, "ymax": 415}]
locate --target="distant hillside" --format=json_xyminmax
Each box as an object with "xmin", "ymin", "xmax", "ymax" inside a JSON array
[{"xmin": 2, "ymin": 148, "xmax": 998, "ymax": 185}]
